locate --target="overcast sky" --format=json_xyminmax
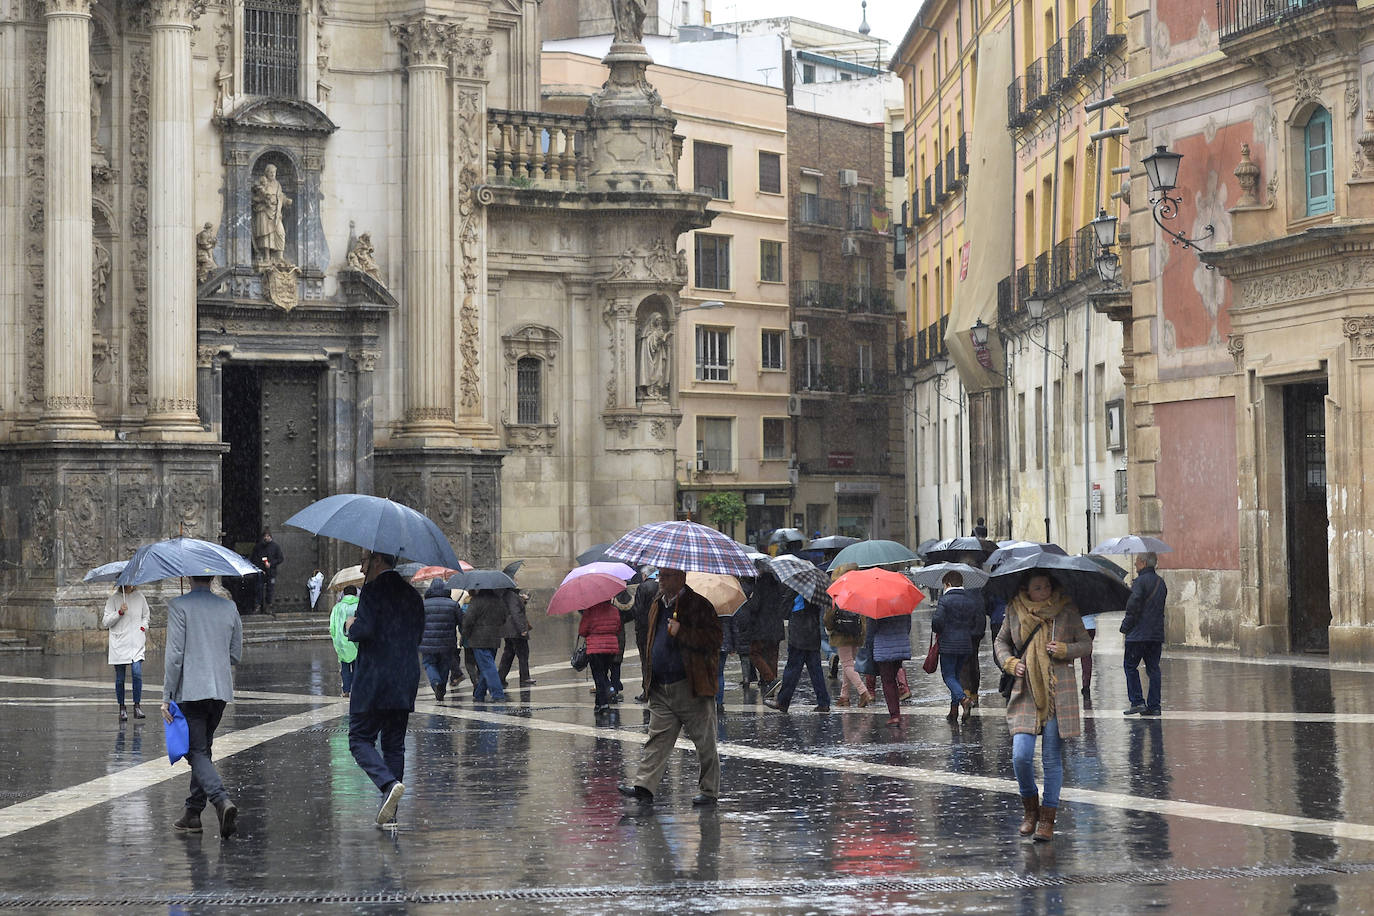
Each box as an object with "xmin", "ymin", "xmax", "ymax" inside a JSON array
[{"xmin": 713, "ymin": 0, "xmax": 915, "ymax": 46}]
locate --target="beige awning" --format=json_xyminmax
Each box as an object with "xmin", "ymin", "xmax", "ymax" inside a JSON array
[{"xmin": 944, "ymin": 22, "xmax": 1014, "ymax": 392}]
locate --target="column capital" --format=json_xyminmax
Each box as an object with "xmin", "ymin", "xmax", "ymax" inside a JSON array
[
  {"xmin": 44, "ymin": 0, "xmax": 91, "ymax": 17},
  {"xmin": 146, "ymin": 0, "xmax": 205, "ymax": 28},
  {"xmin": 452, "ymin": 32, "xmax": 493, "ymax": 81},
  {"xmin": 391, "ymin": 17, "xmax": 460, "ymax": 69}
]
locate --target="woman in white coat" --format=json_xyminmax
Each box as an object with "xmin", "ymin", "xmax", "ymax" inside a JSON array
[{"xmin": 103, "ymin": 585, "xmax": 150, "ymax": 722}]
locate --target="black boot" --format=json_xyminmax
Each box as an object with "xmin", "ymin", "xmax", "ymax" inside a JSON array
[
  {"xmin": 214, "ymin": 798, "xmax": 238, "ymax": 839},
  {"xmin": 173, "ymin": 808, "xmax": 203, "ymax": 832}
]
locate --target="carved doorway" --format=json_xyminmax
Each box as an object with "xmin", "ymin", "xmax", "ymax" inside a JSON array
[
  {"xmin": 1284, "ymin": 382, "xmax": 1329, "ymax": 653},
  {"xmin": 221, "ymin": 363, "xmax": 323, "ymax": 611}
]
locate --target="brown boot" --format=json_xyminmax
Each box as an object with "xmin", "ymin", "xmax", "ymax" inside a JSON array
[
  {"xmin": 1034, "ymin": 806, "xmax": 1058, "ymax": 842},
  {"xmin": 946, "ymin": 701, "xmax": 959, "ymax": 722},
  {"xmin": 173, "ymin": 808, "xmax": 203, "ymax": 832},
  {"xmin": 1019, "ymin": 795, "xmax": 1040, "ymax": 836}
]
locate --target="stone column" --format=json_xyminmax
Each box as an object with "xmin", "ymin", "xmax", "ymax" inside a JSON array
[
  {"xmin": 143, "ymin": 0, "xmax": 202, "ymax": 435},
  {"xmin": 392, "ymin": 17, "xmax": 459, "ymax": 440},
  {"xmin": 40, "ymin": 0, "xmax": 98, "ymax": 429}
]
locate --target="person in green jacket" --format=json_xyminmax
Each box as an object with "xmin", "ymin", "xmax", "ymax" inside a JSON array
[{"xmin": 330, "ymin": 585, "xmax": 360, "ymax": 696}]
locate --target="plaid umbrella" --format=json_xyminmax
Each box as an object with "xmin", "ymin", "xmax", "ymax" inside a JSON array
[
  {"xmin": 827, "ymin": 568, "xmax": 925, "ymax": 620},
  {"xmin": 605, "ymin": 521, "xmax": 755, "ymax": 577},
  {"xmin": 768, "ymin": 554, "xmax": 831, "ymax": 603}
]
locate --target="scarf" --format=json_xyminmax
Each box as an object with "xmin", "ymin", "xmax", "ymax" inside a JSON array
[{"xmin": 1009, "ymin": 590, "xmax": 1072, "ymax": 730}]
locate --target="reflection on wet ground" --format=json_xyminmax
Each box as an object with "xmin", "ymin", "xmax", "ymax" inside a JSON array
[{"xmin": 3, "ymin": 619, "xmax": 1374, "ymax": 913}]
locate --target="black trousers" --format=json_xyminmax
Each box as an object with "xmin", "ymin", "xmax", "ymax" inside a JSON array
[
  {"xmin": 348, "ymin": 709, "xmax": 409, "ymax": 793},
  {"xmin": 181, "ymin": 698, "xmax": 229, "ymax": 811},
  {"xmin": 498, "ymin": 637, "xmax": 531, "ymax": 683}
]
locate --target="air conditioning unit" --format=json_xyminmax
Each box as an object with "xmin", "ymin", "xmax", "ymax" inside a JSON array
[
  {"xmin": 841, "ymin": 237, "xmax": 861, "ymax": 257},
  {"xmin": 838, "ymin": 168, "xmax": 859, "ymax": 187},
  {"xmin": 790, "ymin": 320, "xmax": 808, "ymax": 338},
  {"xmin": 787, "ymin": 394, "xmax": 802, "ymax": 416}
]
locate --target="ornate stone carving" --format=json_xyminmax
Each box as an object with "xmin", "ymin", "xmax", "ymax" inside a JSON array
[
  {"xmin": 612, "ymin": 0, "xmax": 646, "ymax": 44},
  {"xmin": 1239, "ymin": 259, "xmax": 1374, "ymax": 310},
  {"xmin": 23, "ymin": 485, "xmax": 54, "ymax": 569},
  {"xmin": 196, "ymin": 345, "xmax": 219, "ymax": 368},
  {"xmin": 469, "ymin": 474, "xmax": 497, "ymax": 566},
  {"xmin": 348, "ymin": 348, "xmax": 380, "ymax": 372},
  {"xmin": 118, "ymin": 473, "xmax": 152, "ymax": 542},
  {"xmin": 1226, "ymin": 334, "xmax": 1245, "ymax": 371},
  {"xmin": 1346, "ymin": 85, "xmax": 1359, "ymax": 119},
  {"xmin": 391, "ymin": 17, "xmax": 459, "ymax": 68},
  {"xmin": 92, "ymin": 238, "xmax": 111, "ymax": 321},
  {"xmin": 168, "ymin": 475, "xmax": 207, "ymax": 535},
  {"xmin": 146, "ymin": 0, "xmax": 205, "ymax": 26},
  {"xmin": 94, "ymin": 339, "xmax": 119, "ymax": 384},
  {"xmin": 251, "ymin": 164, "xmax": 292, "ymax": 266},
  {"xmin": 345, "ymin": 231, "xmax": 381, "ymax": 281},
  {"xmin": 650, "ymin": 418, "xmax": 667, "ymax": 439},
  {"xmin": 214, "ymin": 22, "xmax": 231, "ymax": 115},
  {"xmin": 259, "ymin": 261, "xmax": 302, "ymax": 310},
  {"xmin": 430, "ymin": 475, "xmax": 465, "ymax": 546},
  {"xmin": 25, "ymin": 32, "xmax": 45, "ymax": 405},
  {"xmin": 195, "ymin": 222, "xmax": 217, "ymax": 283},
  {"xmin": 44, "ymin": 0, "xmax": 92, "ymax": 14},
  {"xmin": 457, "ymin": 162, "xmax": 483, "ymax": 411},
  {"xmin": 604, "ymin": 414, "xmax": 636, "ymax": 439},
  {"xmin": 1294, "ymin": 70, "xmax": 1323, "ymax": 104},
  {"xmin": 404, "ymin": 406, "xmax": 456, "ymax": 423},
  {"xmin": 1343, "ymin": 316, "xmax": 1374, "ymax": 359},
  {"xmin": 128, "ymin": 46, "xmax": 151, "ymax": 405},
  {"xmin": 65, "ymin": 473, "xmax": 107, "ymax": 570},
  {"xmin": 1234, "ymin": 143, "xmax": 1260, "ymax": 207},
  {"xmin": 452, "ymin": 32, "xmax": 493, "ymax": 79},
  {"xmin": 1358, "ymin": 110, "xmax": 1374, "ymax": 179},
  {"xmin": 608, "ymin": 238, "xmax": 680, "ymax": 283},
  {"xmin": 636, "ymin": 311, "xmax": 670, "ymax": 400}
]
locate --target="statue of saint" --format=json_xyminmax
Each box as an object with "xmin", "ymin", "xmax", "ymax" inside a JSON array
[
  {"xmin": 92, "ymin": 239, "xmax": 110, "ymax": 316},
  {"xmin": 251, "ymin": 164, "xmax": 292, "ymax": 266},
  {"xmin": 195, "ymin": 222, "xmax": 217, "ymax": 283},
  {"xmin": 346, "ymin": 232, "xmax": 382, "ymax": 282},
  {"xmin": 637, "ymin": 312, "xmax": 671, "ymax": 400},
  {"xmin": 612, "ymin": 0, "xmax": 647, "ymax": 44}
]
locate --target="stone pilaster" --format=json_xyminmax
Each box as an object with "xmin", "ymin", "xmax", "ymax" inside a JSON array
[
  {"xmin": 143, "ymin": 0, "xmax": 203, "ymax": 435},
  {"xmin": 392, "ymin": 17, "xmax": 459, "ymax": 441},
  {"xmin": 40, "ymin": 0, "xmax": 98, "ymax": 430}
]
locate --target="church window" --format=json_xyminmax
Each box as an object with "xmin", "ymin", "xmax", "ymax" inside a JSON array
[{"xmin": 244, "ymin": 0, "xmax": 301, "ymax": 98}]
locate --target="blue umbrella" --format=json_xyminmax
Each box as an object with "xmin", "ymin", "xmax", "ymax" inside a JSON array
[
  {"xmin": 116, "ymin": 538, "xmax": 260, "ymax": 586},
  {"xmin": 284, "ymin": 494, "xmax": 461, "ymax": 568},
  {"xmin": 83, "ymin": 560, "xmax": 129, "ymax": 583}
]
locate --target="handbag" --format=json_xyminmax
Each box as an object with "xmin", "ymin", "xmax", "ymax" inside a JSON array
[
  {"xmin": 921, "ymin": 632, "xmax": 940, "ymax": 674},
  {"xmin": 570, "ymin": 635, "xmax": 589, "ymax": 672},
  {"xmin": 164, "ymin": 700, "xmax": 189, "ymax": 765},
  {"xmin": 998, "ymin": 621, "xmax": 1045, "ymax": 699}
]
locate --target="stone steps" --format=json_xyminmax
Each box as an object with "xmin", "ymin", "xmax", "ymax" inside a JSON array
[
  {"xmin": 0, "ymin": 630, "xmax": 41, "ymax": 653},
  {"xmin": 240, "ymin": 613, "xmax": 332, "ymax": 645}
]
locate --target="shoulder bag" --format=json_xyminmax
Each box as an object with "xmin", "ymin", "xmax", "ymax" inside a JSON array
[
  {"xmin": 997, "ymin": 620, "xmax": 1044, "ymax": 699},
  {"xmin": 921, "ymin": 631, "xmax": 940, "ymax": 674},
  {"xmin": 570, "ymin": 634, "xmax": 589, "ymax": 671}
]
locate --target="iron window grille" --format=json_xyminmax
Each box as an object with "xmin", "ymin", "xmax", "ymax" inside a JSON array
[
  {"xmin": 695, "ymin": 326, "xmax": 731, "ymax": 382},
  {"xmin": 244, "ymin": 0, "xmax": 300, "ymax": 98},
  {"xmin": 516, "ymin": 357, "xmax": 541, "ymax": 425}
]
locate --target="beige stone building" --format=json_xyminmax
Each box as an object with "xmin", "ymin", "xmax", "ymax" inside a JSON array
[
  {"xmin": 1113, "ymin": 0, "xmax": 1374, "ymax": 660},
  {"xmin": 0, "ymin": 0, "xmax": 710, "ymax": 649}
]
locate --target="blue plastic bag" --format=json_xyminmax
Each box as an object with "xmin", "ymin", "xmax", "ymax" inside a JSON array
[{"xmin": 164, "ymin": 700, "xmax": 189, "ymax": 765}]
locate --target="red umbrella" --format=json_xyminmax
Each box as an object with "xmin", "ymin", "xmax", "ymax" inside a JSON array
[
  {"xmin": 827, "ymin": 568, "xmax": 924, "ymax": 620},
  {"xmin": 546, "ymin": 572, "xmax": 628, "ymax": 617},
  {"xmin": 410, "ymin": 563, "xmax": 472, "ymax": 583}
]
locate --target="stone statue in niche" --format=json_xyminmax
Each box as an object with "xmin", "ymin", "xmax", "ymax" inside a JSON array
[
  {"xmin": 92, "ymin": 238, "xmax": 110, "ymax": 318},
  {"xmin": 637, "ymin": 312, "xmax": 671, "ymax": 401},
  {"xmin": 346, "ymin": 232, "xmax": 381, "ymax": 282},
  {"xmin": 251, "ymin": 164, "xmax": 292, "ymax": 267},
  {"xmin": 90, "ymin": 66, "xmax": 111, "ymax": 177},
  {"xmin": 196, "ymin": 222, "xmax": 217, "ymax": 283},
  {"xmin": 612, "ymin": 0, "xmax": 647, "ymax": 44}
]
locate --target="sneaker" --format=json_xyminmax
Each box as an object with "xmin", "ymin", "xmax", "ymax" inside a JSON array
[
  {"xmin": 763, "ymin": 698, "xmax": 788, "ymax": 713},
  {"xmin": 432, "ymin": 684, "xmax": 446, "ymax": 702},
  {"xmin": 1123, "ymin": 704, "xmax": 1147, "ymax": 716},
  {"xmin": 519, "ymin": 679, "xmax": 537, "ymax": 687},
  {"xmin": 1141, "ymin": 707, "xmax": 1162, "ymax": 717},
  {"xmin": 376, "ymin": 782, "xmax": 405, "ymax": 826},
  {"xmin": 813, "ymin": 705, "xmax": 830, "ymax": 713}
]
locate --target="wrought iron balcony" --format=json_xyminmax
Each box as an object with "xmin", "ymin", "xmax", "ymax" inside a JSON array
[
  {"xmin": 958, "ymin": 133, "xmax": 969, "ymax": 175},
  {"xmin": 896, "ymin": 335, "xmax": 917, "ymax": 376},
  {"xmin": 914, "ymin": 316, "xmax": 949, "ymax": 369},
  {"xmin": 924, "ymin": 176, "xmax": 935, "ymax": 213},
  {"xmin": 846, "ymin": 286, "xmax": 893, "ymax": 314},
  {"xmin": 934, "ymin": 162, "xmax": 946, "ymax": 201},
  {"xmin": 997, "ymin": 275, "xmax": 1018, "ymax": 323},
  {"xmin": 1007, "ymin": 77, "xmax": 1029, "ymax": 129},
  {"xmin": 848, "ymin": 367, "xmax": 892, "ymax": 396},
  {"xmin": 799, "ymin": 194, "xmax": 845, "ymax": 227},
  {"xmin": 796, "ymin": 366, "xmax": 846, "ymax": 393},
  {"xmin": 796, "ymin": 280, "xmax": 846, "ymax": 310},
  {"xmin": 1216, "ymin": 0, "xmax": 1356, "ymax": 42},
  {"xmin": 1047, "ymin": 40, "xmax": 1069, "ymax": 92},
  {"xmin": 1075, "ymin": 224, "xmax": 1097, "ymax": 282},
  {"xmin": 486, "ymin": 109, "xmax": 589, "ymax": 188},
  {"xmin": 1052, "ymin": 240, "xmax": 1072, "ymax": 290},
  {"xmin": 1068, "ymin": 19, "xmax": 1091, "ymax": 75},
  {"xmin": 945, "ymin": 148, "xmax": 960, "ymax": 193},
  {"xmin": 1016, "ymin": 264, "xmax": 1032, "ymax": 303},
  {"xmin": 1090, "ymin": 0, "xmax": 1126, "ymax": 54},
  {"xmin": 1033, "ymin": 250, "xmax": 1051, "ymax": 295},
  {"xmin": 1026, "ymin": 59, "xmax": 1048, "ymax": 110}
]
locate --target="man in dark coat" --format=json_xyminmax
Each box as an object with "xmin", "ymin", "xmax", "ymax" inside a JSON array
[
  {"xmin": 629, "ymin": 574, "xmax": 660, "ymax": 702},
  {"xmin": 763, "ymin": 590, "xmax": 831, "ymax": 713},
  {"xmin": 419, "ymin": 580, "xmax": 460, "ymax": 702},
  {"xmin": 749, "ymin": 567, "xmax": 789, "ymax": 695},
  {"xmin": 346, "ymin": 550, "xmax": 424, "ymax": 827},
  {"xmin": 461, "ymin": 589, "xmax": 510, "ymax": 701},
  {"xmin": 1120, "ymin": 552, "xmax": 1168, "ymax": 716},
  {"xmin": 618, "ymin": 568, "xmax": 722, "ymax": 807},
  {"xmin": 497, "ymin": 589, "xmax": 535, "ymax": 688},
  {"xmin": 251, "ymin": 528, "xmax": 285, "ymax": 613}
]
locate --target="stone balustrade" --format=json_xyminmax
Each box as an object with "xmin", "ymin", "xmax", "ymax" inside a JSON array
[{"xmin": 486, "ymin": 109, "xmax": 589, "ymax": 188}]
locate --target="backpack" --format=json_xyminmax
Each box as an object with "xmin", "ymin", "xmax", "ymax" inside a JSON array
[{"xmin": 832, "ymin": 608, "xmax": 863, "ymax": 637}]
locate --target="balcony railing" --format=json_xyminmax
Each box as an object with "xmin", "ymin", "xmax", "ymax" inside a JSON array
[
  {"xmin": 1052, "ymin": 239, "xmax": 1072, "ymax": 290},
  {"xmin": 896, "ymin": 335, "xmax": 916, "ymax": 375},
  {"xmin": 1007, "ymin": 77, "xmax": 1028, "ymax": 129},
  {"xmin": 799, "ymin": 194, "xmax": 845, "ymax": 227},
  {"xmin": 848, "ymin": 204, "xmax": 873, "ymax": 232},
  {"xmin": 1033, "ymin": 250, "xmax": 1051, "ymax": 295},
  {"xmin": 1016, "ymin": 264, "xmax": 1032, "ymax": 303},
  {"xmin": 934, "ymin": 162, "xmax": 946, "ymax": 201},
  {"xmin": 945, "ymin": 148, "xmax": 960, "ymax": 192},
  {"xmin": 914, "ymin": 315, "xmax": 949, "ymax": 369},
  {"xmin": 848, "ymin": 367, "xmax": 892, "ymax": 395},
  {"xmin": 796, "ymin": 280, "xmax": 845, "ymax": 310},
  {"xmin": 1068, "ymin": 19, "xmax": 1091, "ymax": 75},
  {"xmin": 1026, "ymin": 59, "xmax": 1048, "ymax": 110},
  {"xmin": 923, "ymin": 176, "xmax": 935, "ymax": 213},
  {"xmin": 847, "ymin": 286, "xmax": 893, "ymax": 314},
  {"xmin": 1047, "ymin": 39, "xmax": 1068, "ymax": 92},
  {"xmin": 958, "ymin": 133, "xmax": 969, "ymax": 175},
  {"xmin": 796, "ymin": 365, "xmax": 846, "ymax": 393},
  {"xmin": 1075, "ymin": 224, "xmax": 1097, "ymax": 281},
  {"xmin": 1090, "ymin": 0, "xmax": 1126, "ymax": 53},
  {"xmin": 486, "ymin": 109, "xmax": 589, "ymax": 187},
  {"xmin": 1216, "ymin": 0, "xmax": 1355, "ymax": 41},
  {"xmin": 997, "ymin": 274, "xmax": 1018, "ymax": 323}
]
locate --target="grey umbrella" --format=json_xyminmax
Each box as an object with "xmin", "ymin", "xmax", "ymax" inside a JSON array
[
  {"xmin": 116, "ymin": 538, "xmax": 259, "ymax": 586},
  {"xmin": 576, "ymin": 543, "xmax": 613, "ymax": 566},
  {"xmin": 922, "ymin": 536, "xmax": 1000, "ymax": 564},
  {"xmin": 83, "ymin": 560, "xmax": 129, "ymax": 584},
  {"xmin": 284, "ymin": 493, "xmax": 461, "ymax": 568},
  {"xmin": 448, "ymin": 569, "xmax": 518, "ymax": 592},
  {"xmin": 984, "ymin": 552, "xmax": 1132, "ymax": 612},
  {"xmin": 806, "ymin": 535, "xmax": 859, "ymax": 551}
]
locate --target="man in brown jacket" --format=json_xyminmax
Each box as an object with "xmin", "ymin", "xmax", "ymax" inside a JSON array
[{"xmin": 618, "ymin": 567, "xmax": 723, "ymax": 807}]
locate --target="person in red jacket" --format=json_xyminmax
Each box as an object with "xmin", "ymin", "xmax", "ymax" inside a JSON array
[{"xmin": 579, "ymin": 600, "xmax": 623, "ymax": 712}]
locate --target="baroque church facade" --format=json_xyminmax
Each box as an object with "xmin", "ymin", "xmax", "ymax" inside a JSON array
[{"xmin": 0, "ymin": 0, "xmax": 709, "ymax": 650}]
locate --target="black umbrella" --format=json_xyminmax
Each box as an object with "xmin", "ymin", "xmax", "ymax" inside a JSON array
[
  {"xmin": 1081, "ymin": 554, "xmax": 1128, "ymax": 579},
  {"xmin": 984, "ymin": 552, "xmax": 1132, "ymax": 612},
  {"xmin": 915, "ymin": 538, "xmax": 940, "ymax": 559},
  {"xmin": 448, "ymin": 569, "xmax": 518, "ymax": 592},
  {"xmin": 923, "ymin": 536, "xmax": 999, "ymax": 563},
  {"xmin": 576, "ymin": 543, "xmax": 613, "ymax": 566},
  {"xmin": 503, "ymin": 560, "xmax": 525, "ymax": 581}
]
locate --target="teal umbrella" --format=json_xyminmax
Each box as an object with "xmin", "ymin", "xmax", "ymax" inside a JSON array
[{"xmin": 826, "ymin": 539, "xmax": 917, "ymax": 571}]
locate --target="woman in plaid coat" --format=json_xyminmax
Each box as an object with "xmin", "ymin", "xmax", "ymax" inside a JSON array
[{"xmin": 993, "ymin": 572, "xmax": 1090, "ymax": 843}]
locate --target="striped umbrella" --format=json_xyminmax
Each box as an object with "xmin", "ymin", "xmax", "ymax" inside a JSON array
[{"xmin": 605, "ymin": 520, "xmax": 755, "ymax": 577}]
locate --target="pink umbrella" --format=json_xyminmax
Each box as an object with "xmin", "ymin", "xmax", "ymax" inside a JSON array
[
  {"xmin": 546, "ymin": 572, "xmax": 629, "ymax": 617},
  {"xmin": 562, "ymin": 561, "xmax": 636, "ymax": 585}
]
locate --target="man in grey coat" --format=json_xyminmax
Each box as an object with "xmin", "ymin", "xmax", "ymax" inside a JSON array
[{"xmin": 161, "ymin": 575, "xmax": 243, "ymax": 839}]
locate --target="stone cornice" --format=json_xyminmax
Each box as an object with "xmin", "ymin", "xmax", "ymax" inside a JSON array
[
  {"xmin": 391, "ymin": 17, "xmax": 461, "ymax": 69},
  {"xmin": 43, "ymin": 0, "xmax": 91, "ymax": 16},
  {"xmin": 1200, "ymin": 221, "xmax": 1374, "ymax": 311}
]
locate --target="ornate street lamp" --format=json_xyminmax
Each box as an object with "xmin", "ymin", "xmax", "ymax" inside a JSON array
[
  {"xmin": 1095, "ymin": 250, "xmax": 1122, "ymax": 283},
  {"xmin": 1091, "ymin": 208, "xmax": 1118, "ymax": 248},
  {"xmin": 1141, "ymin": 144, "xmax": 1215, "ymax": 264},
  {"xmin": 970, "ymin": 318, "xmax": 990, "ymax": 347},
  {"xmin": 1024, "ymin": 294, "xmax": 1047, "ymax": 321}
]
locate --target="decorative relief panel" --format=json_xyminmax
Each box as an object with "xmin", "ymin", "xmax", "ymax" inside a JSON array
[
  {"xmin": 469, "ymin": 473, "xmax": 497, "ymax": 566},
  {"xmin": 25, "ymin": 30, "xmax": 45, "ymax": 405},
  {"xmin": 127, "ymin": 44, "xmax": 151, "ymax": 405},
  {"xmin": 1237, "ymin": 258, "xmax": 1374, "ymax": 310},
  {"xmin": 168, "ymin": 474, "xmax": 209, "ymax": 536},
  {"xmin": 64, "ymin": 472, "xmax": 108, "ymax": 570},
  {"xmin": 117, "ymin": 470, "xmax": 153, "ymax": 543},
  {"xmin": 1343, "ymin": 316, "xmax": 1374, "ymax": 359},
  {"xmin": 429, "ymin": 475, "xmax": 467, "ymax": 556}
]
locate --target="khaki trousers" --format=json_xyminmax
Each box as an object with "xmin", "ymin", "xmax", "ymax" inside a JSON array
[{"xmin": 634, "ymin": 679, "xmax": 720, "ymax": 799}]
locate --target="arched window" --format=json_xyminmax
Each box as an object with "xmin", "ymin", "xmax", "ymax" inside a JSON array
[
  {"xmin": 516, "ymin": 357, "xmax": 541, "ymax": 425},
  {"xmin": 1304, "ymin": 107, "xmax": 1333, "ymax": 217},
  {"xmin": 244, "ymin": 0, "xmax": 300, "ymax": 98}
]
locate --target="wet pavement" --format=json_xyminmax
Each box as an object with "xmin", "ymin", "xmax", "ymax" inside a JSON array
[{"xmin": 3, "ymin": 616, "xmax": 1374, "ymax": 914}]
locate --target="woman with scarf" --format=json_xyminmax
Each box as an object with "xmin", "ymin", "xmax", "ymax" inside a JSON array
[{"xmin": 993, "ymin": 572, "xmax": 1090, "ymax": 843}]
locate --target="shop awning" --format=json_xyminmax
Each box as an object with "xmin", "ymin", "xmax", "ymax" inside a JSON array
[{"xmin": 944, "ymin": 21, "xmax": 1014, "ymax": 392}]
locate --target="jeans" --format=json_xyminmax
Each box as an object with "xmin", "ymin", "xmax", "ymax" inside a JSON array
[
  {"xmin": 715, "ymin": 650, "xmax": 730, "ymax": 704},
  {"xmin": 497, "ymin": 637, "xmax": 531, "ymax": 684},
  {"xmin": 421, "ymin": 651, "xmax": 454, "ymax": 690},
  {"xmin": 1123, "ymin": 640, "xmax": 1163, "ymax": 710},
  {"xmin": 1012, "ymin": 716, "xmax": 1065, "ymax": 807},
  {"xmin": 339, "ymin": 660, "xmax": 355, "ymax": 693},
  {"xmin": 589, "ymin": 654, "xmax": 614, "ymax": 707},
  {"xmin": 471, "ymin": 648, "xmax": 506, "ymax": 700},
  {"xmin": 349, "ymin": 709, "xmax": 409, "ymax": 793},
  {"xmin": 114, "ymin": 660, "xmax": 142, "ymax": 708},
  {"xmin": 180, "ymin": 698, "xmax": 229, "ymax": 811},
  {"xmin": 776, "ymin": 648, "xmax": 830, "ymax": 710},
  {"xmin": 939, "ymin": 652, "xmax": 970, "ymax": 703}
]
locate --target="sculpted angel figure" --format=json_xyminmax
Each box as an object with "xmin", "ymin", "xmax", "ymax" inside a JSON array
[{"xmin": 346, "ymin": 232, "xmax": 382, "ymax": 282}]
